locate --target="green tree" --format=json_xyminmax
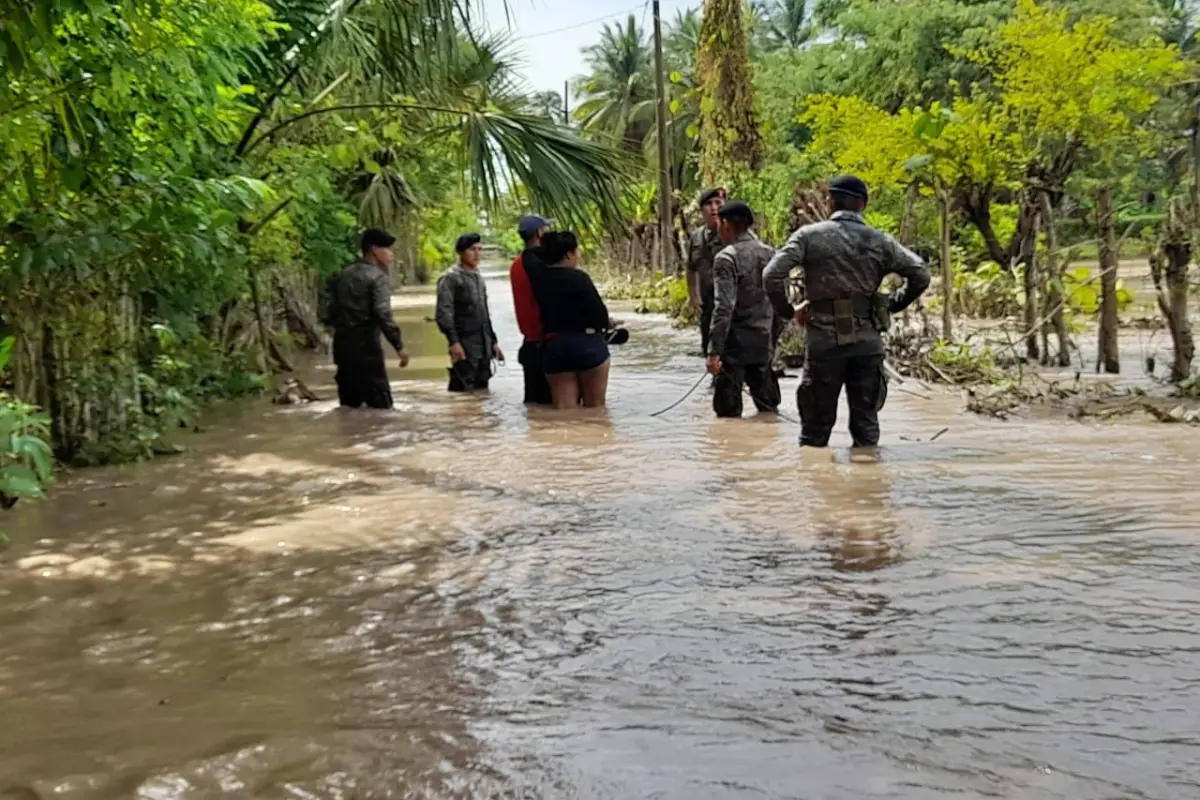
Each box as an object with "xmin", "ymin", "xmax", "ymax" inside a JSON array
[
  {"xmin": 573, "ymin": 14, "xmax": 655, "ymax": 152},
  {"xmin": 697, "ymin": 0, "xmax": 765, "ymax": 187},
  {"xmin": 753, "ymin": 0, "xmax": 818, "ymax": 50}
]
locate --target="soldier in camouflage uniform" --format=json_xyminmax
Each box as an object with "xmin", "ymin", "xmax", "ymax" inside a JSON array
[
  {"xmin": 686, "ymin": 186, "xmax": 726, "ymax": 356},
  {"xmin": 324, "ymin": 228, "xmax": 410, "ymax": 409},
  {"xmin": 763, "ymin": 176, "xmax": 930, "ymax": 447},
  {"xmin": 435, "ymin": 233, "xmax": 504, "ymax": 392},
  {"xmin": 706, "ymin": 201, "xmax": 781, "ymax": 418}
]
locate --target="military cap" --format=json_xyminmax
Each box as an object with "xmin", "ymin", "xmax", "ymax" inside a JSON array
[
  {"xmin": 717, "ymin": 200, "xmax": 755, "ymax": 226},
  {"xmin": 360, "ymin": 228, "xmax": 396, "ymax": 254},
  {"xmin": 829, "ymin": 175, "xmax": 869, "ymax": 201},
  {"xmin": 698, "ymin": 186, "xmax": 727, "ymax": 206}
]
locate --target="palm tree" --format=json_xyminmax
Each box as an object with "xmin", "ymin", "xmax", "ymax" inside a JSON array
[
  {"xmin": 529, "ymin": 91, "xmax": 565, "ymax": 122},
  {"xmin": 753, "ymin": 0, "xmax": 817, "ymax": 51},
  {"xmin": 573, "ymin": 14, "xmax": 655, "ymax": 152},
  {"xmin": 235, "ymin": 0, "xmax": 629, "ymax": 226}
]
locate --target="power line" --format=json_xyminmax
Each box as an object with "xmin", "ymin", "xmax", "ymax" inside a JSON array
[{"xmin": 520, "ymin": 0, "xmax": 679, "ymax": 41}]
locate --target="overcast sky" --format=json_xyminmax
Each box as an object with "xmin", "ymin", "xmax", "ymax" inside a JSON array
[{"xmin": 478, "ymin": 0, "xmax": 702, "ymax": 99}]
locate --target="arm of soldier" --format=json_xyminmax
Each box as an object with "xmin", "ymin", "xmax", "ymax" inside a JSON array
[
  {"xmin": 707, "ymin": 251, "xmax": 737, "ymax": 369},
  {"xmin": 762, "ymin": 230, "xmax": 806, "ymax": 321},
  {"xmin": 685, "ymin": 233, "xmax": 702, "ymax": 310},
  {"xmin": 434, "ymin": 273, "xmax": 464, "ymax": 362},
  {"xmin": 434, "ymin": 273, "xmax": 457, "ymax": 343},
  {"xmin": 885, "ymin": 238, "xmax": 932, "ymax": 313},
  {"xmin": 371, "ymin": 270, "xmax": 405, "ymax": 355},
  {"xmin": 321, "ymin": 272, "xmax": 339, "ymax": 328}
]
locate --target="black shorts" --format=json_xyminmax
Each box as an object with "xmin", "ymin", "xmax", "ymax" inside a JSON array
[{"xmin": 543, "ymin": 332, "xmax": 609, "ymax": 375}]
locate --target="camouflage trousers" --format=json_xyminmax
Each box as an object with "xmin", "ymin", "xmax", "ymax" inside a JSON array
[
  {"xmin": 797, "ymin": 349, "xmax": 888, "ymax": 447},
  {"xmin": 713, "ymin": 363, "xmax": 780, "ymax": 418}
]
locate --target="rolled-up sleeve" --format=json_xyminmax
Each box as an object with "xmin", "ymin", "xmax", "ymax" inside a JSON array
[{"xmin": 763, "ymin": 229, "xmax": 807, "ymax": 320}]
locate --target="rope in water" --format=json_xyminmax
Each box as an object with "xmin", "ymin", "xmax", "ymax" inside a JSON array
[
  {"xmin": 649, "ymin": 372, "xmax": 712, "ymax": 418},
  {"xmin": 649, "ymin": 369, "xmax": 802, "ymax": 425}
]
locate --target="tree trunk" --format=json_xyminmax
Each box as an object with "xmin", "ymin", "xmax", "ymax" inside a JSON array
[
  {"xmin": 1096, "ymin": 186, "xmax": 1120, "ymax": 374},
  {"xmin": 248, "ymin": 268, "xmax": 294, "ymax": 373},
  {"xmin": 899, "ymin": 182, "xmax": 919, "ymax": 246},
  {"xmin": 1038, "ymin": 192, "xmax": 1070, "ymax": 367},
  {"xmin": 1023, "ymin": 198, "xmax": 1041, "ymax": 363},
  {"xmin": 1150, "ymin": 200, "xmax": 1194, "ymax": 382},
  {"xmin": 938, "ymin": 193, "xmax": 953, "ymax": 341},
  {"xmin": 959, "ymin": 186, "xmax": 1008, "ymax": 267}
]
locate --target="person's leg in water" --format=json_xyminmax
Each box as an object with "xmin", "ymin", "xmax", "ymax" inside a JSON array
[
  {"xmin": 844, "ymin": 353, "xmax": 887, "ymax": 447},
  {"xmin": 548, "ymin": 372, "xmax": 581, "ymax": 409},
  {"xmin": 518, "ymin": 341, "xmax": 552, "ymax": 405},
  {"xmin": 744, "ymin": 364, "xmax": 780, "ymax": 413},
  {"xmin": 337, "ymin": 356, "xmax": 393, "ymax": 409},
  {"xmin": 579, "ymin": 358, "xmax": 611, "ymax": 408},
  {"xmin": 712, "ymin": 364, "xmax": 745, "ymax": 418},
  {"xmin": 797, "ymin": 350, "xmax": 846, "ymax": 446}
]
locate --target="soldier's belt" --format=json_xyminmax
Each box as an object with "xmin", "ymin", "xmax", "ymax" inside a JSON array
[{"xmin": 808, "ymin": 296, "xmax": 874, "ymax": 316}]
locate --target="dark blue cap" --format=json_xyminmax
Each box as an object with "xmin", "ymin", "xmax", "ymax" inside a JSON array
[{"xmin": 517, "ymin": 214, "xmax": 553, "ymax": 241}]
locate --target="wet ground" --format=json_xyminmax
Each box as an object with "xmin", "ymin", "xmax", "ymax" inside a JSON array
[{"xmin": 2, "ymin": 263, "xmax": 1199, "ymax": 799}]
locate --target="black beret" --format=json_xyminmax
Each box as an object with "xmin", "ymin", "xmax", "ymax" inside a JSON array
[
  {"xmin": 360, "ymin": 228, "xmax": 395, "ymax": 253},
  {"xmin": 698, "ymin": 186, "xmax": 727, "ymax": 206},
  {"xmin": 717, "ymin": 200, "xmax": 754, "ymax": 225},
  {"xmin": 829, "ymin": 175, "xmax": 869, "ymax": 201}
]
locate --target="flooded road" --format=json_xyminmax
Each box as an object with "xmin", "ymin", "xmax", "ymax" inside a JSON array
[{"xmin": 2, "ymin": 264, "xmax": 1199, "ymax": 799}]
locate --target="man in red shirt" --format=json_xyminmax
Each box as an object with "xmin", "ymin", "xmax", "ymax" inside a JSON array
[{"xmin": 511, "ymin": 214, "xmax": 553, "ymax": 405}]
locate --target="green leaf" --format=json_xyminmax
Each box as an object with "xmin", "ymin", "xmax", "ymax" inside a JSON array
[
  {"xmin": 905, "ymin": 154, "xmax": 935, "ymax": 172},
  {"xmin": 0, "ymin": 336, "xmax": 13, "ymax": 374},
  {"xmin": 0, "ymin": 466, "xmax": 45, "ymax": 500}
]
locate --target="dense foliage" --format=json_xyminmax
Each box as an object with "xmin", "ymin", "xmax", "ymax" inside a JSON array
[
  {"xmin": 1, "ymin": 0, "xmax": 629, "ymax": 466},
  {"xmin": 571, "ymin": 0, "xmax": 1197, "ymax": 378}
]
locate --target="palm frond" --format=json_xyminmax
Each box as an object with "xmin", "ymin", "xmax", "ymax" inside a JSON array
[{"xmin": 458, "ymin": 110, "xmax": 631, "ymax": 229}]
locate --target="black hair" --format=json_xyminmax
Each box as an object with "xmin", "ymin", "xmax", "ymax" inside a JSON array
[
  {"xmin": 541, "ymin": 230, "xmax": 579, "ymax": 264},
  {"xmin": 830, "ymin": 194, "xmax": 867, "ymax": 213},
  {"xmin": 454, "ymin": 232, "xmax": 482, "ymax": 254},
  {"xmin": 361, "ymin": 228, "xmax": 396, "ymax": 255}
]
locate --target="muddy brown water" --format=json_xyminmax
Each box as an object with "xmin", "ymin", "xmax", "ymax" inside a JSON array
[{"xmin": 2, "ymin": 264, "xmax": 1199, "ymax": 799}]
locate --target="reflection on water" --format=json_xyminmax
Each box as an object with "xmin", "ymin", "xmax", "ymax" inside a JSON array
[{"xmin": 2, "ymin": 266, "xmax": 1200, "ymax": 799}]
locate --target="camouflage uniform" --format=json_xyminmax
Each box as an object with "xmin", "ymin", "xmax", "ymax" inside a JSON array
[
  {"xmin": 435, "ymin": 264, "xmax": 498, "ymax": 392},
  {"xmin": 709, "ymin": 231, "xmax": 782, "ymax": 417},
  {"xmin": 325, "ymin": 261, "xmax": 404, "ymax": 409},
  {"xmin": 763, "ymin": 210, "xmax": 930, "ymax": 446},
  {"xmin": 687, "ymin": 225, "xmax": 723, "ymax": 355}
]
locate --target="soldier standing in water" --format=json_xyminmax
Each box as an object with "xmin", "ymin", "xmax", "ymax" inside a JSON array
[
  {"xmin": 324, "ymin": 228, "xmax": 409, "ymax": 409},
  {"xmin": 435, "ymin": 233, "xmax": 504, "ymax": 392},
  {"xmin": 686, "ymin": 187, "xmax": 726, "ymax": 356},
  {"xmin": 762, "ymin": 176, "xmax": 930, "ymax": 448},
  {"xmin": 706, "ymin": 201, "xmax": 781, "ymax": 418}
]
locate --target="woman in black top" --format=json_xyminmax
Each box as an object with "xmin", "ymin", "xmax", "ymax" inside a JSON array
[{"xmin": 528, "ymin": 231, "xmax": 612, "ymax": 409}]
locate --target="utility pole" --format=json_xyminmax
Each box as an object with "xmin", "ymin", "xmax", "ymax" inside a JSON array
[
  {"xmin": 563, "ymin": 79, "xmax": 569, "ymax": 126},
  {"xmin": 652, "ymin": 0, "xmax": 673, "ymax": 276}
]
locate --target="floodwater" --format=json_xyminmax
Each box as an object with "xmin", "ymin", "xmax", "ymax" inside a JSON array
[{"xmin": 2, "ymin": 262, "xmax": 1199, "ymax": 800}]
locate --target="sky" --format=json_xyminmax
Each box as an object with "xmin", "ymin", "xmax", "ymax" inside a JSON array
[{"xmin": 478, "ymin": 0, "xmax": 702, "ymax": 98}]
